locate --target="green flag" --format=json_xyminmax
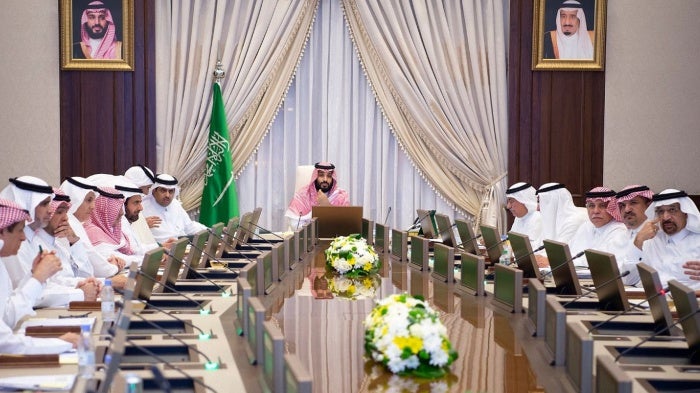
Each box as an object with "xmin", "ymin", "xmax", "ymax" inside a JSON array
[{"xmin": 199, "ymin": 82, "xmax": 239, "ymax": 226}]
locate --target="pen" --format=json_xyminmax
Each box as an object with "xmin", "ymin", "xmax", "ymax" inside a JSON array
[{"xmin": 38, "ymin": 245, "xmax": 43, "ymax": 254}]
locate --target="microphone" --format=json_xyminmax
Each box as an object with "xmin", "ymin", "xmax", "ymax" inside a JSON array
[
  {"xmin": 149, "ymin": 365, "xmax": 172, "ymax": 393},
  {"xmin": 163, "ymin": 249, "xmax": 233, "ymax": 297},
  {"xmin": 112, "ymin": 294, "xmax": 213, "ymax": 340},
  {"xmin": 113, "ymin": 331, "xmax": 221, "ymax": 393},
  {"xmin": 383, "ymin": 206, "xmax": 392, "ymax": 226},
  {"xmin": 485, "ymin": 235, "xmax": 509, "ymax": 252},
  {"xmin": 435, "ymin": 222, "xmax": 458, "ymax": 240},
  {"xmin": 136, "ymin": 268, "xmax": 214, "ymax": 315},
  {"xmin": 561, "ymin": 270, "xmax": 631, "ymax": 308},
  {"xmin": 614, "ymin": 307, "xmax": 700, "ymax": 362},
  {"xmin": 407, "ymin": 210, "xmax": 434, "ymax": 231},
  {"xmin": 539, "ymin": 251, "xmax": 586, "ymax": 279},
  {"xmin": 455, "ymin": 233, "xmax": 482, "ymax": 249},
  {"xmin": 247, "ymin": 222, "xmax": 285, "ymax": 241},
  {"xmin": 509, "ymin": 245, "xmax": 545, "ymax": 267},
  {"xmin": 125, "ymin": 310, "xmax": 221, "ymax": 370},
  {"xmin": 189, "ymin": 235, "xmax": 254, "ymax": 271},
  {"xmin": 235, "ymin": 225, "xmax": 276, "ymax": 247},
  {"xmin": 587, "ymin": 286, "xmax": 669, "ymax": 333}
]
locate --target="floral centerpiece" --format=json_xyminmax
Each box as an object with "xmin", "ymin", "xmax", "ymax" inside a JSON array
[
  {"xmin": 326, "ymin": 272, "xmax": 381, "ymax": 300},
  {"xmin": 325, "ymin": 234, "xmax": 380, "ymax": 277},
  {"xmin": 364, "ymin": 294, "xmax": 458, "ymax": 379}
]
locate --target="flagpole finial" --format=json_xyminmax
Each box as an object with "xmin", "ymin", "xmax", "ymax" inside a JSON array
[{"xmin": 213, "ymin": 59, "xmax": 225, "ymax": 84}]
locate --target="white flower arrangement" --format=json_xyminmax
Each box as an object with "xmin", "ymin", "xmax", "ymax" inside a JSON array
[
  {"xmin": 327, "ymin": 273, "xmax": 381, "ymax": 300},
  {"xmin": 325, "ymin": 234, "xmax": 380, "ymax": 277},
  {"xmin": 364, "ymin": 294, "xmax": 458, "ymax": 379}
]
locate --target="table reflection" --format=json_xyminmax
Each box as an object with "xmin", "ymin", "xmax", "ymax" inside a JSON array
[{"xmin": 269, "ymin": 248, "xmax": 544, "ymax": 393}]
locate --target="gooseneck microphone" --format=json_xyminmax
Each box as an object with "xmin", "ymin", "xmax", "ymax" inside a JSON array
[
  {"xmin": 383, "ymin": 206, "xmax": 392, "ymax": 226},
  {"xmin": 587, "ymin": 286, "xmax": 670, "ymax": 333},
  {"xmin": 510, "ymin": 245, "xmax": 546, "ymax": 267},
  {"xmin": 136, "ymin": 268, "xmax": 213, "ymax": 314},
  {"xmin": 126, "ymin": 310, "xmax": 221, "ymax": 370},
  {"xmin": 115, "ymin": 332, "xmax": 220, "ymax": 393},
  {"xmin": 614, "ymin": 307, "xmax": 700, "ymax": 362},
  {"xmin": 485, "ymin": 235, "xmax": 509, "ymax": 252},
  {"xmin": 235, "ymin": 225, "xmax": 275, "ymax": 247},
  {"xmin": 247, "ymin": 222, "xmax": 285, "ymax": 241},
  {"xmin": 149, "ymin": 365, "xmax": 172, "ymax": 393},
  {"xmin": 561, "ymin": 270, "xmax": 631, "ymax": 308},
  {"xmin": 455, "ymin": 233, "xmax": 482, "ymax": 249},
  {"xmin": 163, "ymin": 249, "xmax": 233, "ymax": 297},
  {"xmin": 189, "ymin": 234, "xmax": 254, "ymax": 269},
  {"xmin": 407, "ymin": 210, "xmax": 434, "ymax": 231},
  {"xmin": 113, "ymin": 295, "xmax": 213, "ymax": 340},
  {"xmin": 540, "ymin": 251, "xmax": 586, "ymax": 279}
]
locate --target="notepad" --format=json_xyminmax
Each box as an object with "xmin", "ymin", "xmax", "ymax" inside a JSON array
[{"xmin": 0, "ymin": 374, "xmax": 75, "ymax": 391}]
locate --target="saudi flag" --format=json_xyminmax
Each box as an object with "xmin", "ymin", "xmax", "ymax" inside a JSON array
[{"xmin": 199, "ymin": 82, "xmax": 239, "ymax": 226}]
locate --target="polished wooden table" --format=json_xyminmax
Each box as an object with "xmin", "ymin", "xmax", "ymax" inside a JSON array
[{"xmin": 241, "ymin": 242, "xmax": 576, "ymax": 393}]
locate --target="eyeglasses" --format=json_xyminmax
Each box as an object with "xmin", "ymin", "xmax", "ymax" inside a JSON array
[{"xmin": 655, "ymin": 205, "xmax": 682, "ymax": 217}]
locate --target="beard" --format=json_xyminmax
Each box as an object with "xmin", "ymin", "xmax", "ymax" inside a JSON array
[
  {"xmin": 315, "ymin": 179, "xmax": 333, "ymax": 192},
  {"xmin": 85, "ymin": 22, "xmax": 107, "ymax": 39}
]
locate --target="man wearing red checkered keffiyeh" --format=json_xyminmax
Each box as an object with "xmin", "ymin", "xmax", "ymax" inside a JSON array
[
  {"xmin": 37, "ymin": 189, "xmax": 97, "ymax": 280},
  {"xmin": 84, "ymin": 187, "xmax": 134, "ymax": 259},
  {"xmin": 0, "ymin": 198, "xmax": 80, "ymax": 354},
  {"xmin": 73, "ymin": 0, "xmax": 122, "ymax": 59},
  {"xmin": 613, "ymin": 185, "xmax": 655, "ymax": 286},
  {"xmin": 568, "ymin": 187, "xmax": 628, "ymax": 272}
]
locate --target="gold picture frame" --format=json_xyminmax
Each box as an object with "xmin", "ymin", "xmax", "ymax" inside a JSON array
[
  {"xmin": 60, "ymin": 0, "xmax": 134, "ymax": 71},
  {"xmin": 532, "ymin": 0, "xmax": 606, "ymax": 71}
]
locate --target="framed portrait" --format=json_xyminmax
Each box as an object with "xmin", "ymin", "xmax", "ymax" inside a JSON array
[
  {"xmin": 531, "ymin": 0, "xmax": 606, "ymax": 71},
  {"xmin": 60, "ymin": 0, "xmax": 134, "ymax": 71}
]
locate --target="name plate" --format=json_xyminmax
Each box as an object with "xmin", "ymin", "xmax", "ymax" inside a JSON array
[
  {"xmin": 457, "ymin": 252, "xmax": 485, "ymax": 296},
  {"xmin": 493, "ymin": 264, "xmax": 523, "ymax": 313}
]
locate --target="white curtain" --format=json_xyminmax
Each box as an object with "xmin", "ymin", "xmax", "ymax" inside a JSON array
[
  {"xmin": 236, "ymin": 0, "xmax": 459, "ymax": 232},
  {"xmin": 155, "ymin": 0, "xmax": 319, "ymax": 211},
  {"xmin": 342, "ymin": 0, "xmax": 510, "ymax": 230}
]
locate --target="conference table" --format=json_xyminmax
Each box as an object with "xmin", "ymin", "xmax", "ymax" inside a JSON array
[
  {"xmin": 238, "ymin": 241, "xmax": 574, "ymax": 393},
  {"xmin": 1, "ymin": 240, "xmax": 578, "ymax": 393}
]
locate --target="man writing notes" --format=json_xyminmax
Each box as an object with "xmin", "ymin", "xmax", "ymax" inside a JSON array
[
  {"xmin": 285, "ymin": 162, "xmax": 350, "ymax": 227},
  {"xmin": 543, "ymin": 0, "xmax": 594, "ymax": 60}
]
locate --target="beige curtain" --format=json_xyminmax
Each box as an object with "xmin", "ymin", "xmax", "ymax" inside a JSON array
[
  {"xmin": 155, "ymin": 0, "xmax": 320, "ymax": 210},
  {"xmin": 341, "ymin": 0, "xmax": 509, "ymax": 228}
]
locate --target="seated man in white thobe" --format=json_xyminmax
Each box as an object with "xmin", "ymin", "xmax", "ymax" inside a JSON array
[
  {"xmin": 1, "ymin": 177, "xmax": 98, "ymax": 307},
  {"xmin": 614, "ymin": 185, "xmax": 654, "ymax": 286},
  {"xmin": 637, "ymin": 189, "xmax": 700, "ymax": 291},
  {"xmin": 61, "ymin": 176, "xmax": 126, "ymax": 279},
  {"xmin": 141, "ymin": 173, "xmax": 207, "ymax": 243},
  {"xmin": 0, "ymin": 198, "xmax": 78, "ymax": 354},
  {"xmin": 537, "ymin": 182, "xmax": 587, "ymax": 245},
  {"xmin": 506, "ymin": 182, "xmax": 543, "ymax": 247},
  {"xmin": 568, "ymin": 187, "xmax": 631, "ymax": 283}
]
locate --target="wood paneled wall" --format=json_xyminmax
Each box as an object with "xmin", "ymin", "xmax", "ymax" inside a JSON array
[
  {"xmin": 508, "ymin": 0, "xmax": 605, "ymax": 206},
  {"xmin": 59, "ymin": 0, "xmax": 156, "ymax": 181},
  {"xmin": 60, "ymin": 0, "xmax": 604, "ymax": 205}
]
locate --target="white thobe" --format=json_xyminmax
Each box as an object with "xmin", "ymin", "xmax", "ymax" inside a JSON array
[
  {"xmin": 642, "ymin": 228, "xmax": 700, "ymax": 290},
  {"xmin": 511, "ymin": 210, "xmax": 543, "ymax": 251},
  {"xmin": 0, "ymin": 258, "xmax": 42, "ymax": 328},
  {"xmin": 12, "ymin": 228, "xmax": 84, "ymax": 308},
  {"xmin": 142, "ymin": 197, "xmax": 207, "ymax": 243},
  {"xmin": 569, "ymin": 220, "xmax": 631, "ymax": 279},
  {"xmin": 68, "ymin": 215, "xmax": 118, "ymax": 278},
  {"xmin": 0, "ymin": 265, "xmax": 72, "ymax": 354}
]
